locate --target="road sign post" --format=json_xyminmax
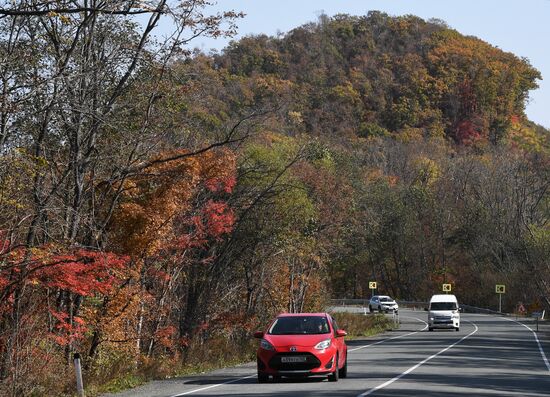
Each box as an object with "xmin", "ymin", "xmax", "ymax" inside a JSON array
[
  {"xmin": 442, "ymin": 283, "xmax": 452, "ymax": 294},
  {"xmin": 495, "ymin": 285, "xmax": 505, "ymax": 313},
  {"xmin": 369, "ymin": 281, "xmax": 377, "ymax": 301}
]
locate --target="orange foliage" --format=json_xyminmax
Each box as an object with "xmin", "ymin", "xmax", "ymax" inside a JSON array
[{"xmin": 110, "ymin": 148, "xmax": 236, "ymax": 257}]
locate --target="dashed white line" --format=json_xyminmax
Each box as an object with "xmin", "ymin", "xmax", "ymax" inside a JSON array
[
  {"xmin": 356, "ymin": 321, "xmax": 479, "ymax": 396},
  {"xmin": 502, "ymin": 317, "xmax": 550, "ymax": 373},
  {"xmin": 348, "ymin": 317, "xmax": 428, "ymax": 352}
]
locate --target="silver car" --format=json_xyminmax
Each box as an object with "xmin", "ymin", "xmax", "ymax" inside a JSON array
[{"xmin": 369, "ymin": 295, "xmax": 398, "ymax": 313}]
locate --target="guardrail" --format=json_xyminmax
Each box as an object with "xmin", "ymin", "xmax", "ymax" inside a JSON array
[{"xmin": 328, "ymin": 299, "xmax": 537, "ymax": 317}]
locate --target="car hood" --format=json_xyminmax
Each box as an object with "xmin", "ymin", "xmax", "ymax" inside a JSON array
[{"xmin": 264, "ymin": 334, "xmax": 331, "ymax": 348}]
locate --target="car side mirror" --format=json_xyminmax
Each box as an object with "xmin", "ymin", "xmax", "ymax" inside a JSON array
[
  {"xmin": 253, "ymin": 331, "xmax": 264, "ymax": 339},
  {"xmin": 458, "ymin": 307, "xmax": 463, "ymax": 312},
  {"xmin": 336, "ymin": 329, "xmax": 347, "ymax": 337}
]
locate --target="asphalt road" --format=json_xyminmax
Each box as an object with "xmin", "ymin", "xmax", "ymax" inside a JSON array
[{"xmin": 104, "ymin": 310, "xmax": 550, "ymax": 397}]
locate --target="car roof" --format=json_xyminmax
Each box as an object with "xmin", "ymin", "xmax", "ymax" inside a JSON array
[
  {"xmin": 277, "ymin": 312, "xmax": 328, "ymax": 317},
  {"xmin": 430, "ymin": 294, "xmax": 458, "ymax": 303}
]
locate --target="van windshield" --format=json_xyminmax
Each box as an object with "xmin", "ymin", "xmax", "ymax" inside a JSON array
[{"xmin": 430, "ymin": 302, "xmax": 457, "ymax": 310}]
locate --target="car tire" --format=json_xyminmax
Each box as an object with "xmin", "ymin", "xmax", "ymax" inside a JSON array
[
  {"xmin": 258, "ymin": 372, "xmax": 269, "ymax": 383},
  {"xmin": 369, "ymin": 305, "xmax": 373, "ymax": 313},
  {"xmin": 328, "ymin": 355, "xmax": 339, "ymax": 382},
  {"xmin": 338, "ymin": 353, "xmax": 348, "ymax": 378},
  {"xmin": 428, "ymin": 327, "xmax": 433, "ymax": 332},
  {"xmin": 455, "ymin": 327, "xmax": 459, "ymax": 332},
  {"xmin": 272, "ymin": 375, "xmax": 281, "ymax": 382}
]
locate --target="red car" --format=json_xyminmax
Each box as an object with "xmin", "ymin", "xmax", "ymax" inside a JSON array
[{"xmin": 254, "ymin": 312, "xmax": 348, "ymax": 383}]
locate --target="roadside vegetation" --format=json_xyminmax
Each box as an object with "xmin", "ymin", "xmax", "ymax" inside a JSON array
[
  {"xmin": 0, "ymin": 2, "xmax": 548, "ymax": 395},
  {"xmin": 331, "ymin": 313, "xmax": 395, "ymax": 338}
]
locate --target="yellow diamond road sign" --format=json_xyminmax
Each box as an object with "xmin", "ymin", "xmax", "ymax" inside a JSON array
[
  {"xmin": 369, "ymin": 281, "xmax": 377, "ymax": 289},
  {"xmin": 442, "ymin": 283, "xmax": 452, "ymax": 292},
  {"xmin": 496, "ymin": 285, "xmax": 505, "ymax": 294}
]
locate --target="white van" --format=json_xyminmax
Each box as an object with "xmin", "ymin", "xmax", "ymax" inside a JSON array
[{"xmin": 427, "ymin": 294, "xmax": 460, "ymax": 331}]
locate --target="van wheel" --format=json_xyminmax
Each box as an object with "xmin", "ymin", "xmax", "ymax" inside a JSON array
[
  {"xmin": 428, "ymin": 327, "xmax": 433, "ymax": 332},
  {"xmin": 369, "ymin": 306, "xmax": 373, "ymax": 313},
  {"xmin": 455, "ymin": 327, "xmax": 459, "ymax": 332},
  {"xmin": 258, "ymin": 372, "xmax": 268, "ymax": 383}
]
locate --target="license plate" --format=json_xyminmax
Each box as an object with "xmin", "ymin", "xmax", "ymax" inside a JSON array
[{"xmin": 281, "ymin": 356, "xmax": 307, "ymax": 363}]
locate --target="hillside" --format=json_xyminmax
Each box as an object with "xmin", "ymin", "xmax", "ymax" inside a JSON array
[{"xmin": 215, "ymin": 12, "xmax": 547, "ymax": 148}]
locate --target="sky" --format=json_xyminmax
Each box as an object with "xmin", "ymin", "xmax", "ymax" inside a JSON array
[{"xmin": 194, "ymin": 0, "xmax": 550, "ymax": 128}]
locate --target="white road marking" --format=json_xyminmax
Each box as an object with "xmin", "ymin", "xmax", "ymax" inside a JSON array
[
  {"xmin": 356, "ymin": 321, "xmax": 479, "ymax": 396},
  {"xmin": 170, "ymin": 315, "xmax": 428, "ymax": 395},
  {"xmin": 168, "ymin": 374, "xmax": 257, "ymax": 397},
  {"xmin": 502, "ymin": 317, "xmax": 550, "ymax": 373},
  {"xmin": 348, "ymin": 317, "xmax": 428, "ymax": 352}
]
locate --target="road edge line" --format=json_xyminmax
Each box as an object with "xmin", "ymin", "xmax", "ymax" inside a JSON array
[
  {"xmin": 501, "ymin": 317, "xmax": 550, "ymax": 373},
  {"xmin": 168, "ymin": 374, "xmax": 257, "ymax": 397}
]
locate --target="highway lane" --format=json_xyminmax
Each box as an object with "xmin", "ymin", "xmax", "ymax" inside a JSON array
[{"xmin": 103, "ymin": 310, "xmax": 550, "ymax": 397}]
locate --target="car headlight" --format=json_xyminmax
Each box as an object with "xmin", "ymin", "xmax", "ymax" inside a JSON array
[
  {"xmin": 429, "ymin": 317, "xmax": 434, "ymax": 321},
  {"xmin": 314, "ymin": 339, "xmax": 332, "ymax": 350},
  {"xmin": 452, "ymin": 313, "xmax": 460, "ymax": 319},
  {"xmin": 260, "ymin": 339, "xmax": 275, "ymax": 351}
]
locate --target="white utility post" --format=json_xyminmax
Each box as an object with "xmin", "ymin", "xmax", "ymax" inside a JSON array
[{"xmin": 74, "ymin": 352, "xmax": 84, "ymax": 397}]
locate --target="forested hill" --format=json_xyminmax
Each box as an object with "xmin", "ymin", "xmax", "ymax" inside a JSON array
[
  {"xmin": 0, "ymin": 6, "xmax": 548, "ymax": 395},
  {"xmin": 215, "ymin": 12, "xmax": 548, "ymax": 148}
]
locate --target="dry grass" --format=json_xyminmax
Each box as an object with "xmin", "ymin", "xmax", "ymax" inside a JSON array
[{"xmin": 331, "ymin": 312, "xmax": 395, "ymax": 337}]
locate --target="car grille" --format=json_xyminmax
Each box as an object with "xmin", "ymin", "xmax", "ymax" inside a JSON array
[
  {"xmin": 268, "ymin": 353, "xmax": 321, "ymax": 371},
  {"xmin": 434, "ymin": 316, "xmax": 452, "ymax": 324}
]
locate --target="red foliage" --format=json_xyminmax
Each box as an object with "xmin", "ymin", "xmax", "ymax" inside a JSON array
[
  {"xmin": 203, "ymin": 200, "xmax": 235, "ymax": 239},
  {"xmin": 455, "ymin": 119, "xmax": 482, "ymax": 145},
  {"xmin": 154, "ymin": 325, "xmax": 177, "ymax": 348},
  {"xmin": 49, "ymin": 309, "xmax": 88, "ymax": 346},
  {"xmin": 33, "ymin": 249, "xmax": 128, "ymax": 296},
  {"xmin": 0, "ymin": 247, "xmax": 129, "ymax": 319}
]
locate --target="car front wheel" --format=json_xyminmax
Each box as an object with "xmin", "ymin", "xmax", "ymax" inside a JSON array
[
  {"xmin": 328, "ymin": 355, "xmax": 339, "ymax": 382},
  {"xmin": 338, "ymin": 353, "xmax": 348, "ymax": 378},
  {"xmin": 258, "ymin": 372, "xmax": 269, "ymax": 383}
]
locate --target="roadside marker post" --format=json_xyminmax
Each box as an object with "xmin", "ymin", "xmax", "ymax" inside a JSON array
[
  {"xmin": 533, "ymin": 311, "xmax": 544, "ymax": 332},
  {"xmin": 74, "ymin": 352, "xmax": 84, "ymax": 397},
  {"xmin": 496, "ymin": 285, "xmax": 505, "ymax": 313},
  {"xmin": 442, "ymin": 284, "xmax": 452, "ymax": 294}
]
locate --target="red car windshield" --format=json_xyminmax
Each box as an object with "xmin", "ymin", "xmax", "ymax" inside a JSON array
[{"xmin": 268, "ymin": 316, "xmax": 330, "ymax": 335}]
